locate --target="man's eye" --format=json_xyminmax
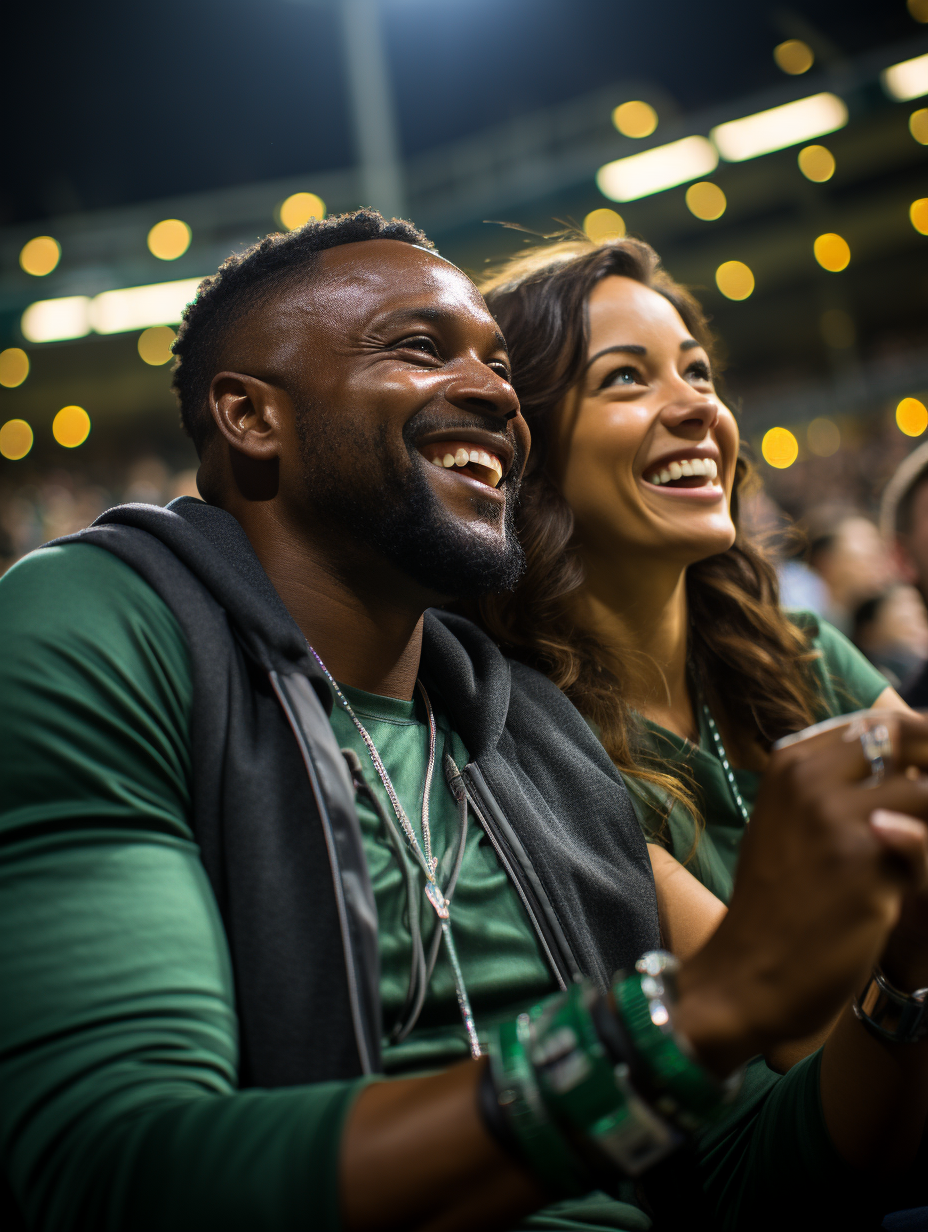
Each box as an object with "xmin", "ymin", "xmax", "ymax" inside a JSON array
[
  {"xmin": 601, "ymin": 366, "xmax": 641, "ymax": 389},
  {"xmin": 398, "ymin": 336, "xmax": 441, "ymax": 359}
]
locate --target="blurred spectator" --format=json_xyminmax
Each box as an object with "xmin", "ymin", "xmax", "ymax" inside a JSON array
[
  {"xmin": 806, "ymin": 515, "xmax": 897, "ymax": 635},
  {"xmin": 880, "ymin": 440, "xmax": 928, "ymax": 707},
  {"xmin": 851, "ymin": 585, "xmax": 928, "ymax": 691}
]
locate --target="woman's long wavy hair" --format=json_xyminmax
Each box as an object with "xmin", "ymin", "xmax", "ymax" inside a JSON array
[{"xmin": 477, "ymin": 237, "xmax": 822, "ymax": 829}]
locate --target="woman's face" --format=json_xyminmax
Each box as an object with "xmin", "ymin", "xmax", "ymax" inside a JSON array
[{"xmin": 556, "ymin": 275, "xmax": 739, "ymax": 569}]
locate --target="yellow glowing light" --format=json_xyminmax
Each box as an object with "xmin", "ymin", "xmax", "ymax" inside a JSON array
[
  {"xmin": 0, "ymin": 348, "xmax": 29, "ymax": 388},
  {"xmin": 807, "ymin": 417, "xmax": 841, "ymax": 457},
  {"xmin": 278, "ymin": 192, "xmax": 326, "ymax": 231},
  {"xmin": 612, "ymin": 101, "xmax": 658, "ymax": 139},
  {"xmin": 597, "ymin": 136, "xmax": 718, "ymax": 202},
  {"xmin": 138, "ymin": 325, "xmax": 176, "ymax": 366},
  {"xmin": 882, "ymin": 53, "xmax": 928, "ymax": 102},
  {"xmin": 0, "ymin": 419, "xmax": 34, "ymax": 460},
  {"xmin": 911, "ymin": 199, "xmax": 928, "ymax": 236},
  {"xmin": 820, "ymin": 308, "xmax": 855, "ymax": 349},
  {"xmin": 911, "ymin": 109, "xmax": 928, "ymax": 144},
  {"xmin": 814, "ymin": 233, "xmax": 850, "ymax": 272},
  {"xmin": 798, "ymin": 144, "xmax": 835, "ymax": 182},
  {"xmin": 774, "ymin": 39, "xmax": 814, "ymax": 75},
  {"xmin": 583, "ymin": 208, "xmax": 626, "ymax": 243},
  {"xmin": 897, "ymin": 397, "xmax": 928, "ymax": 437},
  {"xmin": 52, "ymin": 405, "xmax": 91, "ymax": 448},
  {"xmin": 762, "ymin": 427, "xmax": 799, "ymax": 468},
  {"xmin": 19, "ymin": 236, "xmax": 61, "ymax": 277},
  {"xmin": 910, "ymin": 0, "xmax": 928, "ymax": 21},
  {"xmin": 685, "ymin": 181, "xmax": 727, "ymax": 220},
  {"xmin": 711, "ymin": 93, "xmax": 847, "ymax": 162},
  {"xmin": 715, "ymin": 260, "xmax": 755, "ymax": 300},
  {"xmin": 147, "ymin": 219, "xmax": 191, "ymax": 261}
]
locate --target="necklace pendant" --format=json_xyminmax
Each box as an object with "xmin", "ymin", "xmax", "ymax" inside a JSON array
[{"xmin": 425, "ymin": 882, "xmax": 450, "ymax": 919}]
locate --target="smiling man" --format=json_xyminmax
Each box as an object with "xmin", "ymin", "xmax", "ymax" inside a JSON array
[{"xmin": 1, "ymin": 211, "xmax": 928, "ymax": 1232}]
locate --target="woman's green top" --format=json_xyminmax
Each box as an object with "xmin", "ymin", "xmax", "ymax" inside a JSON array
[{"xmin": 625, "ymin": 613, "xmax": 890, "ymax": 903}]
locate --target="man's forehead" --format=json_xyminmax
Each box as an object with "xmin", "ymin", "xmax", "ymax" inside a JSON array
[{"xmin": 307, "ymin": 238, "xmax": 483, "ymax": 313}]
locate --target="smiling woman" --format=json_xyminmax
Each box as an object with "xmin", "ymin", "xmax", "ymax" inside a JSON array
[{"xmin": 476, "ymin": 237, "xmax": 903, "ymax": 936}]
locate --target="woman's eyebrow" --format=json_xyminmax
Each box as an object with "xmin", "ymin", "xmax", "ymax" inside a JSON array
[{"xmin": 584, "ymin": 343, "xmax": 646, "ymax": 370}]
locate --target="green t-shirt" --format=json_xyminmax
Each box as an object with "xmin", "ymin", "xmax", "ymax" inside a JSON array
[
  {"xmin": 625, "ymin": 613, "xmax": 890, "ymax": 903},
  {"xmin": 0, "ymin": 546, "xmax": 853, "ymax": 1231}
]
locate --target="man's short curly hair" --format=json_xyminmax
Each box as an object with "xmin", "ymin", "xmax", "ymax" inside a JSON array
[{"xmin": 171, "ymin": 208, "xmax": 435, "ymax": 454}]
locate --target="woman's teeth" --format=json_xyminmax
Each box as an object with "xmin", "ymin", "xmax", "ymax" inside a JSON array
[
  {"xmin": 645, "ymin": 457, "xmax": 719, "ymax": 485},
  {"xmin": 421, "ymin": 443, "xmax": 504, "ymax": 488}
]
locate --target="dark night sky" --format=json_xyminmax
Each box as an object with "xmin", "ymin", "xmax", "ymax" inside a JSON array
[{"xmin": 0, "ymin": 0, "xmax": 916, "ymax": 225}]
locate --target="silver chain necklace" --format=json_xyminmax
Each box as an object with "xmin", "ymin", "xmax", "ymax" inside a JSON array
[
  {"xmin": 701, "ymin": 703, "xmax": 751, "ymax": 824},
  {"xmin": 307, "ymin": 645, "xmax": 482, "ymax": 1057}
]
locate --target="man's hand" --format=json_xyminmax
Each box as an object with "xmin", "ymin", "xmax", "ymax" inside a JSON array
[
  {"xmin": 873, "ymin": 809, "xmax": 928, "ymax": 992},
  {"xmin": 674, "ymin": 713, "xmax": 928, "ymax": 1074}
]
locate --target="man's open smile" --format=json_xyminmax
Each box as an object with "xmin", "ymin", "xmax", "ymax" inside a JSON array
[{"xmin": 416, "ymin": 428, "xmax": 515, "ymax": 491}]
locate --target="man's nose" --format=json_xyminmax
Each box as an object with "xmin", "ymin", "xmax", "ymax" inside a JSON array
[{"xmin": 444, "ymin": 358, "xmax": 520, "ymax": 420}]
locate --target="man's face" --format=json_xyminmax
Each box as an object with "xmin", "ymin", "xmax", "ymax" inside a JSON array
[{"xmin": 265, "ymin": 240, "xmax": 529, "ymax": 601}]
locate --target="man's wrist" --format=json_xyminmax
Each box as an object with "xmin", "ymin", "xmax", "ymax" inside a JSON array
[{"xmin": 673, "ymin": 952, "xmax": 762, "ymax": 1078}]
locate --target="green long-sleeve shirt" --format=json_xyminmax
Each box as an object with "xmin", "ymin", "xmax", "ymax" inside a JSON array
[{"xmin": 0, "ymin": 544, "xmax": 857, "ymax": 1231}]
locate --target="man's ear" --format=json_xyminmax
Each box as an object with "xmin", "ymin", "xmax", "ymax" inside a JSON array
[
  {"xmin": 893, "ymin": 534, "xmax": 919, "ymax": 585},
  {"xmin": 208, "ymin": 372, "xmax": 289, "ymax": 460}
]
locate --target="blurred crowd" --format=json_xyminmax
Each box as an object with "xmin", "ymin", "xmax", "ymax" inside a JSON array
[{"xmin": 4, "ymin": 412, "xmax": 928, "ymax": 699}]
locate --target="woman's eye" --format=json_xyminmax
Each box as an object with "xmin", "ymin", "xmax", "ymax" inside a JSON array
[
  {"xmin": 686, "ymin": 361, "xmax": 712, "ymax": 383},
  {"xmin": 600, "ymin": 366, "xmax": 642, "ymax": 389},
  {"xmin": 489, "ymin": 362, "xmax": 512, "ymax": 381}
]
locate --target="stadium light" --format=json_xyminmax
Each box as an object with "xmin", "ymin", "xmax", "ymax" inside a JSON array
[
  {"xmin": 596, "ymin": 136, "xmax": 718, "ymax": 202},
  {"xmin": 881, "ymin": 52, "xmax": 928, "ymax": 102},
  {"xmin": 711, "ymin": 93, "xmax": 847, "ymax": 162},
  {"xmin": 22, "ymin": 278, "xmax": 205, "ymax": 344}
]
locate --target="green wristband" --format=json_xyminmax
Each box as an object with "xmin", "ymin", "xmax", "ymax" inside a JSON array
[
  {"xmin": 486, "ymin": 1013, "xmax": 592, "ymax": 1199},
  {"xmin": 613, "ymin": 954, "xmax": 737, "ymax": 1132}
]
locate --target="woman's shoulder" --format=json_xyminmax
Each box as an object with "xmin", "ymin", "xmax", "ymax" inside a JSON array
[{"xmin": 784, "ymin": 607, "xmax": 890, "ymax": 716}]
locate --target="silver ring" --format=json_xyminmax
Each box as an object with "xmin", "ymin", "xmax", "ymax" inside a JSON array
[{"xmin": 859, "ymin": 723, "xmax": 891, "ymax": 784}]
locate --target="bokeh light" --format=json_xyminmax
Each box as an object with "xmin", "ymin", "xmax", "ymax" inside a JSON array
[
  {"xmin": 685, "ymin": 182, "xmax": 726, "ymax": 220},
  {"xmin": 0, "ymin": 348, "xmax": 29, "ymax": 388},
  {"xmin": 807, "ymin": 417, "xmax": 841, "ymax": 456},
  {"xmin": 911, "ymin": 108, "xmax": 928, "ymax": 144},
  {"xmin": 897, "ymin": 397, "xmax": 928, "ymax": 437},
  {"xmin": 773, "ymin": 39, "xmax": 814, "ymax": 75},
  {"xmin": 52, "ymin": 405, "xmax": 91, "ymax": 448},
  {"xmin": 798, "ymin": 145, "xmax": 835, "ymax": 182},
  {"xmin": 762, "ymin": 427, "xmax": 799, "ymax": 468},
  {"xmin": 813, "ymin": 233, "xmax": 851, "ymax": 272},
  {"xmin": 0, "ymin": 419, "xmax": 34, "ymax": 460},
  {"xmin": 583, "ymin": 208, "xmax": 626, "ymax": 242},
  {"xmin": 147, "ymin": 219, "xmax": 191, "ymax": 261},
  {"xmin": 715, "ymin": 260, "xmax": 754, "ymax": 300},
  {"xmin": 820, "ymin": 308, "xmax": 855, "ymax": 349},
  {"xmin": 138, "ymin": 326, "xmax": 177, "ymax": 366},
  {"xmin": 612, "ymin": 101, "xmax": 658, "ymax": 138},
  {"xmin": 278, "ymin": 192, "xmax": 326, "ymax": 231},
  {"xmin": 910, "ymin": 0, "xmax": 928, "ymax": 21},
  {"xmin": 19, "ymin": 236, "xmax": 61, "ymax": 277},
  {"xmin": 910, "ymin": 198, "xmax": 928, "ymax": 235}
]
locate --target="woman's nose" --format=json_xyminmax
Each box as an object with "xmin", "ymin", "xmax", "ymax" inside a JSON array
[{"xmin": 660, "ymin": 384, "xmax": 720, "ymax": 434}]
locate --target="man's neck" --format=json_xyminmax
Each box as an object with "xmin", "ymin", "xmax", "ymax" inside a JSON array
[
  {"xmin": 575, "ymin": 550, "xmax": 695, "ymax": 740},
  {"xmin": 230, "ymin": 502, "xmax": 432, "ymax": 701}
]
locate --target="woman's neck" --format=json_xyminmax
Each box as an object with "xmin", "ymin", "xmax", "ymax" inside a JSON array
[{"xmin": 576, "ymin": 552, "xmax": 697, "ymax": 742}]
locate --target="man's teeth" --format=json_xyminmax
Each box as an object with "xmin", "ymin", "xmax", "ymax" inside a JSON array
[
  {"xmin": 426, "ymin": 444, "xmax": 504, "ymax": 486},
  {"xmin": 646, "ymin": 457, "xmax": 719, "ymax": 485}
]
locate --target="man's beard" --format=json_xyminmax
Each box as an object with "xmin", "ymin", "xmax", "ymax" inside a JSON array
[{"xmin": 296, "ymin": 408, "xmax": 525, "ymax": 600}]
